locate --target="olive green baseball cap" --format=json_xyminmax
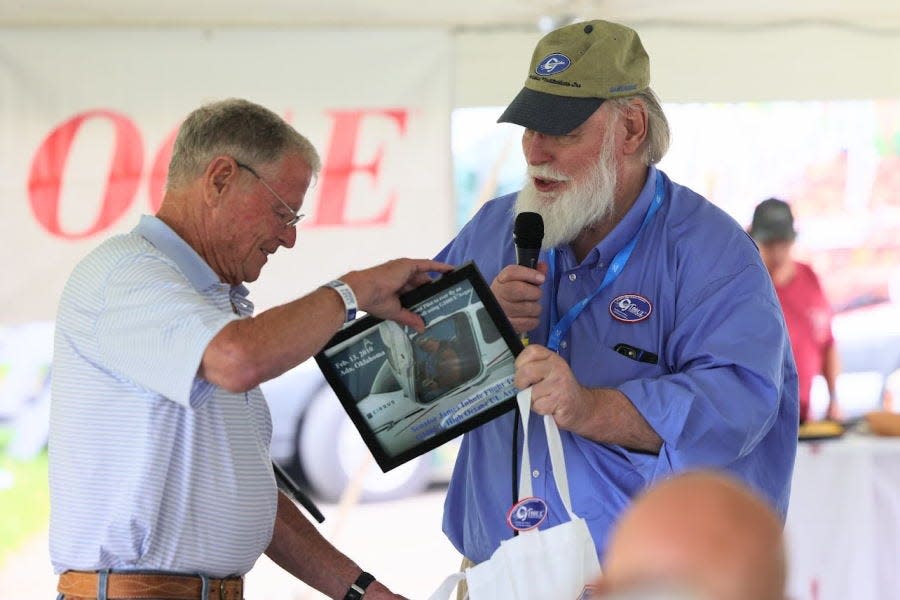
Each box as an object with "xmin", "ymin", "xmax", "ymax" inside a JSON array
[{"xmin": 498, "ymin": 20, "xmax": 650, "ymax": 135}]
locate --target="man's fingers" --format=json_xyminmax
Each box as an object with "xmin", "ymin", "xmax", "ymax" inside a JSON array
[
  {"xmin": 510, "ymin": 318, "xmax": 540, "ymax": 335},
  {"xmin": 504, "ymin": 297, "xmax": 543, "ymax": 317},
  {"xmin": 518, "ymin": 343, "xmax": 553, "ymax": 363},
  {"xmin": 514, "ymin": 345, "xmax": 550, "ymax": 388},
  {"xmin": 497, "ymin": 281, "xmax": 544, "ymax": 303},
  {"xmin": 495, "ymin": 264, "xmax": 546, "ymax": 285},
  {"xmin": 391, "ymin": 308, "xmax": 427, "ymax": 333},
  {"xmin": 413, "ymin": 259, "xmax": 453, "ymax": 274},
  {"xmin": 403, "ymin": 271, "xmax": 437, "ymax": 291}
]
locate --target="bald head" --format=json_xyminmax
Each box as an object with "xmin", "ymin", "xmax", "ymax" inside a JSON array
[{"xmin": 599, "ymin": 471, "xmax": 786, "ymax": 600}]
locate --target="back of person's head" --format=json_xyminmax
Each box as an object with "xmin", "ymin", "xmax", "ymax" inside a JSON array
[
  {"xmin": 590, "ymin": 581, "xmax": 704, "ymax": 600},
  {"xmin": 166, "ymin": 98, "xmax": 320, "ymax": 191},
  {"xmin": 597, "ymin": 470, "xmax": 786, "ymax": 600},
  {"xmin": 498, "ymin": 19, "xmax": 670, "ymax": 165}
]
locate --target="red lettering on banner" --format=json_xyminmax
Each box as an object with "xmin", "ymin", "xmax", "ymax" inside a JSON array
[
  {"xmin": 311, "ymin": 109, "xmax": 406, "ymax": 227},
  {"xmin": 28, "ymin": 110, "xmax": 143, "ymax": 239}
]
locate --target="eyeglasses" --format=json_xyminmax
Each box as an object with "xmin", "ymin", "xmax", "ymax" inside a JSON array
[{"xmin": 235, "ymin": 160, "xmax": 305, "ymax": 227}]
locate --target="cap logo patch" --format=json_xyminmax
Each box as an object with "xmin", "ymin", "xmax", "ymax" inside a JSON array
[
  {"xmin": 609, "ymin": 294, "xmax": 652, "ymax": 323},
  {"xmin": 535, "ymin": 53, "xmax": 571, "ymax": 76}
]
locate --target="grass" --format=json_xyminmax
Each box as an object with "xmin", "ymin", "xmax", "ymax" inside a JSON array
[{"xmin": 0, "ymin": 429, "xmax": 50, "ymax": 567}]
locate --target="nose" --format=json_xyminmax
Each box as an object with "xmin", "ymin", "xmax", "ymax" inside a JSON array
[
  {"xmin": 522, "ymin": 130, "xmax": 552, "ymax": 166},
  {"xmin": 279, "ymin": 224, "xmax": 298, "ymax": 249}
]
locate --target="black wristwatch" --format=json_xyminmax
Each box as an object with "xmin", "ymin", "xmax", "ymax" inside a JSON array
[{"xmin": 343, "ymin": 571, "xmax": 375, "ymax": 600}]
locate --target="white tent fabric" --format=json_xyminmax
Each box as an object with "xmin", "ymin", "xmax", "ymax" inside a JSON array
[{"xmin": 1, "ymin": 0, "xmax": 898, "ymax": 104}]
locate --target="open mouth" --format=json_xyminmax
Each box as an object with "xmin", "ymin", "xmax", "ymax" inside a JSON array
[{"xmin": 533, "ymin": 176, "xmax": 564, "ymax": 193}]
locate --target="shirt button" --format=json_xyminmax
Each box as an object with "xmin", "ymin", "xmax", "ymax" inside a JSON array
[
  {"xmin": 532, "ymin": 469, "xmax": 540, "ymax": 478},
  {"xmin": 568, "ymin": 273, "xmax": 577, "ymax": 282},
  {"xmin": 560, "ymin": 341, "xmax": 568, "ymax": 349}
]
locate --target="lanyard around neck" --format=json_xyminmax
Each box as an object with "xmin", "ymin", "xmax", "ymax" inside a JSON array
[{"xmin": 546, "ymin": 174, "xmax": 665, "ymax": 352}]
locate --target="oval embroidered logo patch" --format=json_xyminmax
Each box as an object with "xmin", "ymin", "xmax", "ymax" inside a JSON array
[
  {"xmin": 506, "ymin": 496, "xmax": 548, "ymax": 531},
  {"xmin": 535, "ymin": 53, "xmax": 571, "ymax": 76},
  {"xmin": 609, "ymin": 294, "xmax": 652, "ymax": 323}
]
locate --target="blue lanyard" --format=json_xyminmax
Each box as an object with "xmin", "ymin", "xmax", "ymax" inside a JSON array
[{"xmin": 546, "ymin": 175, "xmax": 665, "ymax": 352}]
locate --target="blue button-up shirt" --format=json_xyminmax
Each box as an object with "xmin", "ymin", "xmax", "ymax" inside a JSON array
[{"xmin": 437, "ymin": 167, "xmax": 798, "ymax": 564}]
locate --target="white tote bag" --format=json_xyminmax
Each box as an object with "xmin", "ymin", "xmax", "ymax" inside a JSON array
[{"xmin": 430, "ymin": 388, "xmax": 602, "ymax": 600}]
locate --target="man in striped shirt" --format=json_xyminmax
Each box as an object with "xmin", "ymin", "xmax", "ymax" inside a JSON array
[{"xmin": 49, "ymin": 98, "xmax": 447, "ymax": 600}]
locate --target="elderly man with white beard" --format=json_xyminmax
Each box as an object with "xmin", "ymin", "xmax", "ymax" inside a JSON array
[{"xmin": 435, "ymin": 19, "xmax": 799, "ymax": 574}]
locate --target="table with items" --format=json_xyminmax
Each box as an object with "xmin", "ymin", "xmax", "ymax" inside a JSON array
[{"xmin": 785, "ymin": 430, "xmax": 900, "ymax": 600}]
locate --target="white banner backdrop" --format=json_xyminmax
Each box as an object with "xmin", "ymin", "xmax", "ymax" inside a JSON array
[{"xmin": 0, "ymin": 28, "xmax": 453, "ymax": 323}]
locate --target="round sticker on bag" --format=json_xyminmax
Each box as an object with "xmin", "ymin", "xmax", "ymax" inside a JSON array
[{"xmin": 506, "ymin": 496, "xmax": 548, "ymax": 531}]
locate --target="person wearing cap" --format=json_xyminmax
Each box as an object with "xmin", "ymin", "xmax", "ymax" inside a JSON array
[
  {"xmin": 49, "ymin": 98, "xmax": 448, "ymax": 600},
  {"xmin": 750, "ymin": 198, "xmax": 841, "ymax": 423},
  {"xmin": 434, "ymin": 20, "xmax": 798, "ymax": 570}
]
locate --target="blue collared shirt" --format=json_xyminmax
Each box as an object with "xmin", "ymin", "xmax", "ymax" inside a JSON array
[
  {"xmin": 437, "ymin": 167, "xmax": 799, "ymax": 564},
  {"xmin": 49, "ymin": 215, "xmax": 276, "ymax": 577}
]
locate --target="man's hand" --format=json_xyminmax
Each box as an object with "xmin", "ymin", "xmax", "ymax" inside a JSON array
[
  {"xmin": 491, "ymin": 263, "xmax": 548, "ymax": 334},
  {"xmin": 515, "ymin": 344, "xmax": 663, "ymax": 451},
  {"xmin": 515, "ymin": 344, "xmax": 591, "ymax": 434},
  {"xmin": 342, "ymin": 259, "xmax": 453, "ymax": 332}
]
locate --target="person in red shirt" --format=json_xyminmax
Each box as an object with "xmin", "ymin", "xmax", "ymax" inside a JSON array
[{"xmin": 750, "ymin": 198, "xmax": 841, "ymax": 423}]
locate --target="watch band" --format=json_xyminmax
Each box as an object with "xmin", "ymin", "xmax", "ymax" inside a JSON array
[
  {"xmin": 323, "ymin": 279, "xmax": 358, "ymax": 323},
  {"xmin": 343, "ymin": 571, "xmax": 375, "ymax": 600}
]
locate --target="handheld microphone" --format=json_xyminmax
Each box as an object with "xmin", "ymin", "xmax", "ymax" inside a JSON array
[
  {"xmin": 514, "ymin": 212, "xmax": 544, "ymax": 269},
  {"xmin": 511, "ymin": 211, "xmax": 544, "ymax": 511}
]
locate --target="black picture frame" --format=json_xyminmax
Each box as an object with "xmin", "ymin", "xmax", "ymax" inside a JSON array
[{"xmin": 314, "ymin": 262, "xmax": 524, "ymax": 472}]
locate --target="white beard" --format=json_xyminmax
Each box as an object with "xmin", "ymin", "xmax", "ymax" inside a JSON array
[{"xmin": 514, "ymin": 130, "xmax": 618, "ymax": 249}]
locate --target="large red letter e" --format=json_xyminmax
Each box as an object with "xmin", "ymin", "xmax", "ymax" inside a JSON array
[{"xmin": 311, "ymin": 109, "xmax": 407, "ymax": 227}]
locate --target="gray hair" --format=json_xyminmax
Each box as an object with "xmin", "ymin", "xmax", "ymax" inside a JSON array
[
  {"xmin": 166, "ymin": 98, "xmax": 321, "ymax": 190},
  {"xmin": 607, "ymin": 88, "xmax": 670, "ymax": 165}
]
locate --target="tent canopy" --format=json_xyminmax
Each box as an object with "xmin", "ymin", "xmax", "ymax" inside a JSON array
[
  {"xmin": 2, "ymin": 0, "xmax": 898, "ymax": 29},
  {"xmin": 3, "ymin": 1, "xmax": 898, "ymax": 104}
]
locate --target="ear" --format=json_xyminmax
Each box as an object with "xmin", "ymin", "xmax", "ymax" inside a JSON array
[
  {"xmin": 620, "ymin": 99, "xmax": 649, "ymax": 157},
  {"xmin": 204, "ymin": 156, "xmax": 239, "ymax": 204}
]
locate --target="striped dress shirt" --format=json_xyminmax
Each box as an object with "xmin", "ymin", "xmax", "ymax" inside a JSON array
[{"xmin": 49, "ymin": 215, "xmax": 276, "ymax": 577}]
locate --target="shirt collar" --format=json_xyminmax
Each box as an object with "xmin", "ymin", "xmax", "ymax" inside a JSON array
[
  {"xmin": 134, "ymin": 215, "xmax": 250, "ymax": 302},
  {"xmin": 558, "ymin": 165, "xmax": 659, "ymax": 270}
]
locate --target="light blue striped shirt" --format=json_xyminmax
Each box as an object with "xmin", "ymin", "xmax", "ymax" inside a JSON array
[{"xmin": 49, "ymin": 215, "xmax": 276, "ymax": 577}]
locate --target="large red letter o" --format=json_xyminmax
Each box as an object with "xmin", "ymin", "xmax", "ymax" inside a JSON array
[{"xmin": 28, "ymin": 110, "xmax": 143, "ymax": 239}]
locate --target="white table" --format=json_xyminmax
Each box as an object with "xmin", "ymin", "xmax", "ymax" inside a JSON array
[{"xmin": 785, "ymin": 433, "xmax": 900, "ymax": 600}]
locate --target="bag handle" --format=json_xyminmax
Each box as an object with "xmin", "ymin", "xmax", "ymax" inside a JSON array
[{"xmin": 516, "ymin": 388, "xmax": 577, "ymax": 521}]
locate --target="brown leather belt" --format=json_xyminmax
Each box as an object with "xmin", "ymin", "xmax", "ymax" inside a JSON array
[{"xmin": 58, "ymin": 570, "xmax": 243, "ymax": 600}]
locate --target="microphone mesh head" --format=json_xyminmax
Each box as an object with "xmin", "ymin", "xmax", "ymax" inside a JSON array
[{"xmin": 514, "ymin": 212, "xmax": 544, "ymax": 249}]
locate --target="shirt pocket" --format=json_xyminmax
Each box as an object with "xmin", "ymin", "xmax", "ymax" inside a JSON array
[{"xmin": 574, "ymin": 341, "xmax": 668, "ymax": 389}]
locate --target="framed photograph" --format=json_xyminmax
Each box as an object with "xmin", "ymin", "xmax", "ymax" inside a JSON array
[{"xmin": 314, "ymin": 262, "xmax": 524, "ymax": 472}]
